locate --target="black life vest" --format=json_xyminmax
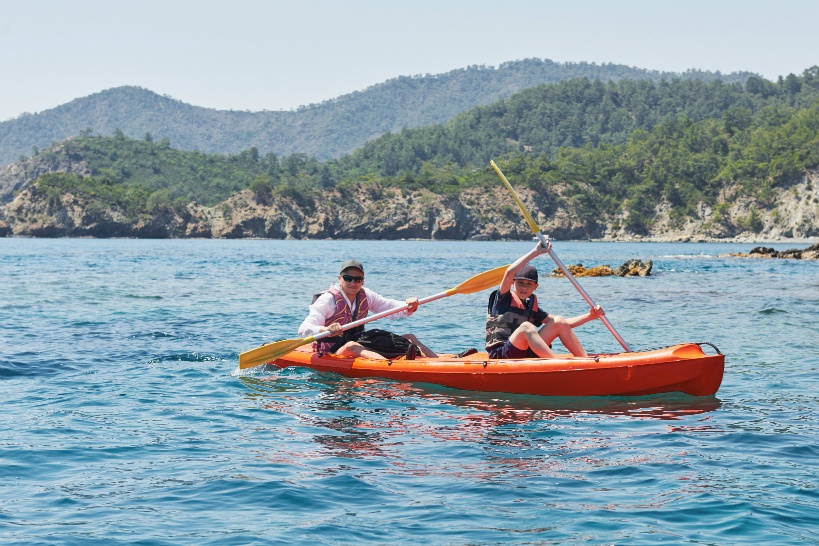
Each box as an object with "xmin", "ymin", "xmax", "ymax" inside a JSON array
[{"xmin": 485, "ymin": 289, "xmax": 539, "ymax": 350}]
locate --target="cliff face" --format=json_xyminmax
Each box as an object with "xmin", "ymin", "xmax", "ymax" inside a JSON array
[
  {"xmin": 0, "ymin": 141, "xmax": 92, "ymax": 203},
  {"xmin": 600, "ymin": 173, "xmax": 819, "ymax": 241},
  {"xmin": 1, "ymin": 174, "xmax": 817, "ymax": 241},
  {"xmin": 0, "ymin": 182, "xmax": 599, "ymax": 240}
]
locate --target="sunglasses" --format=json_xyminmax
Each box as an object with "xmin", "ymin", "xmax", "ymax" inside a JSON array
[{"xmin": 341, "ymin": 274, "xmax": 364, "ymax": 283}]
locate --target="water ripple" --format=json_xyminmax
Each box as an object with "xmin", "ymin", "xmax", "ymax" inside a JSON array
[{"xmin": 0, "ymin": 239, "xmax": 817, "ymax": 544}]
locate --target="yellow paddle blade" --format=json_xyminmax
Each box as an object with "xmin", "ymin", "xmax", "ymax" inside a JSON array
[
  {"xmin": 238, "ymin": 336, "xmax": 314, "ymax": 370},
  {"xmin": 490, "ymin": 160, "xmax": 541, "ymax": 234},
  {"xmin": 447, "ymin": 264, "xmax": 510, "ymax": 296}
]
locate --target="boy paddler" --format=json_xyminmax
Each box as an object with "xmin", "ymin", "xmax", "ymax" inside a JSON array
[{"xmin": 486, "ymin": 243, "xmax": 605, "ymax": 359}]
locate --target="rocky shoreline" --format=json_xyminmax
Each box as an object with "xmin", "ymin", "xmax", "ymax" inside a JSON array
[
  {"xmin": 1, "ymin": 172, "xmax": 817, "ymax": 243},
  {"xmin": 589, "ymin": 234, "xmax": 819, "ymax": 244},
  {"xmin": 720, "ymin": 243, "xmax": 819, "ymax": 260}
]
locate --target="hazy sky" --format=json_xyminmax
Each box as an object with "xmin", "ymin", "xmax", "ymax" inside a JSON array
[{"xmin": 1, "ymin": 0, "xmax": 817, "ymax": 122}]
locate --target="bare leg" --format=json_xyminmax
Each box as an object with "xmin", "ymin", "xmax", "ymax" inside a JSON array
[
  {"xmin": 538, "ymin": 315, "xmax": 588, "ymax": 357},
  {"xmin": 508, "ymin": 322, "xmax": 556, "ymax": 358},
  {"xmin": 402, "ymin": 334, "xmax": 438, "ymax": 358},
  {"xmin": 335, "ymin": 341, "xmax": 384, "ymax": 360}
]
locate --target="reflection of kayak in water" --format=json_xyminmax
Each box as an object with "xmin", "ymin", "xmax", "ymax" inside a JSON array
[
  {"xmin": 242, "ymin": 377, "xmax": 722, "ymax": 450},
  {"xmin": 265, "ymin": 342, "xmax": 724, "ymax": 397}
]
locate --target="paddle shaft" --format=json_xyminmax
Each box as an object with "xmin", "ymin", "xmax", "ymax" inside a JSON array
[
  {"xmin": 490, "ymin": 160, "xmax": 632, "ymax": 352},
  {"xmin": 308, "ymin": 289, "xmax": 453, "ymax": 343},
  {"xmin": 305, "ymin": 264, "xmax": 509, "ymax": 343},
  {"xmin": 534, "ymin": 231, "xmax": 632, "ymax": 352},
  {"xmin": 240, "ymin": 296, "xmax": 439, "ymax": 369},
  {"xmin": 239, "ymin": 263, "xmax": 510, "ymax": 368}
]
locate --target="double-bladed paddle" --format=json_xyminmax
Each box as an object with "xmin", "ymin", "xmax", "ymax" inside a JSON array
[
  {"xmin": 238, "ymin": 264, "xmax": 510, "ymax": 369},
  {"xmin": 489, "ymin": 159, "xmax": 632, "ymax": 352}
]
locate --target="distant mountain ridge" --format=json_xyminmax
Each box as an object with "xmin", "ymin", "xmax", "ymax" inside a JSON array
[
  {"xmin": 2, "ymin": 67, "xmax": 817, "ymax": 242},
  {"xmin": 0, "ymin": 58, "xmax": 756, "ymax": 166}
]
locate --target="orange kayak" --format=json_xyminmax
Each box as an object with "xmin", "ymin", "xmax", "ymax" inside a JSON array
[{"xmin": 267, "ymin": 342, "xmax": 724, "ymax": 397}]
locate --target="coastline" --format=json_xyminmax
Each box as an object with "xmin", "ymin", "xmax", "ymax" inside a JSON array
[
  {"xmin": 590, "ymin": 235, "xmax": 819, "ymax": 245},
  {"xmin": 1, "ymin": 233, "xmax": 818, "ymax": 245}
]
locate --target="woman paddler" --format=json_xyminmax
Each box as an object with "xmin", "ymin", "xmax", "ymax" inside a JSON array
[{"xmin": 298, "ymin": 259, "xmax": 437, "ymax": 359}]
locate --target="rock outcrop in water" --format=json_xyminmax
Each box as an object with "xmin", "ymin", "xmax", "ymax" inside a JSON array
[
  {"xmin": 550, "ymin": 259, "xmax": 653, "ymax": 277},
  {"xmin": 723, "ymin": 243, "xmax": 819, "ymax": 260}
]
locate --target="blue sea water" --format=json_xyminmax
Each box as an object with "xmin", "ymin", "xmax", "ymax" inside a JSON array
[{"xmin": 1, "ymin": 238, "xmax": 818, "ymax": 545}]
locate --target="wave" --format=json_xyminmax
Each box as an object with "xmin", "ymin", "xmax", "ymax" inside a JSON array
[
  {"xmin": 0, "ymin": 355, "xmax": 80, "ymax": 378},
  {"xmin": 659, "ymin": 253, "xmax": 716, "ymax": 259},
  {"xmin": 759, "ymin": 308, "xmax": 788, "ymax": 315},
  {"xmin": 128, "ymin": 331, "xmax": 191, "ymax": 340},
  {"xmin": 250, "ymin": 260, "xmax": 281, "ymax": 267},
  {"xmin": 145, "ymin": 352, "xmax": 228, "ymax": 364}
]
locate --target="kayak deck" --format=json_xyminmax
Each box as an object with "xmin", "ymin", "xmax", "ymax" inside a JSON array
[{"xmin": 267, "ymin": 342, "xmax": 724, "ymax": 397}]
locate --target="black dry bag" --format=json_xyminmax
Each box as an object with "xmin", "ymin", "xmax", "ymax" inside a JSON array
[{"xmin": 355, "ymin": 328, "xmax": 419, "ymax": 358}]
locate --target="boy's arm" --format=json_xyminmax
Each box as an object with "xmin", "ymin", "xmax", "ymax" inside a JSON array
[
  {"xmin": 499, "ymin": 242, "xmax": 551, "ymax": 294},
  {"xmin": 564, "ymin": 306, "xmax": 606, "ymax": 329}
]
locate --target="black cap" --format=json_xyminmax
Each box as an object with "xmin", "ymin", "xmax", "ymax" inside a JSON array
[
  {"xmin": 339, "ymin": 259, "xmax": 364, "ymax": 274},
  {"xmin": 513, "ymin": 264, "xmax": 538, "ymax": 282}
]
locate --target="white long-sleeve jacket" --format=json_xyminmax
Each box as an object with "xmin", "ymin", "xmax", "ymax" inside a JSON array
[{"xmin": 297, "ymin": 285, "xmax": 412, "ymax": 337}]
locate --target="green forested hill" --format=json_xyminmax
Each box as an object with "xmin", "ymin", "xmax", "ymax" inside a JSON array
[
  {"xmin": 0, "ymin": 58, "xmax": 755, "ymax": 166},
  {"xmin": 341, "ymin": 72, "xmax": 819, "ymax": 176},
  {"xmin": 2, "ymin": 69, "xmax": 817, "ymax": 239}
]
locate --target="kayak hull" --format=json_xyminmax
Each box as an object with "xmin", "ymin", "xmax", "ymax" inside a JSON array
[{"xmin": 268, "ymin": 343, "xmax": 724, "ymax": 397}]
